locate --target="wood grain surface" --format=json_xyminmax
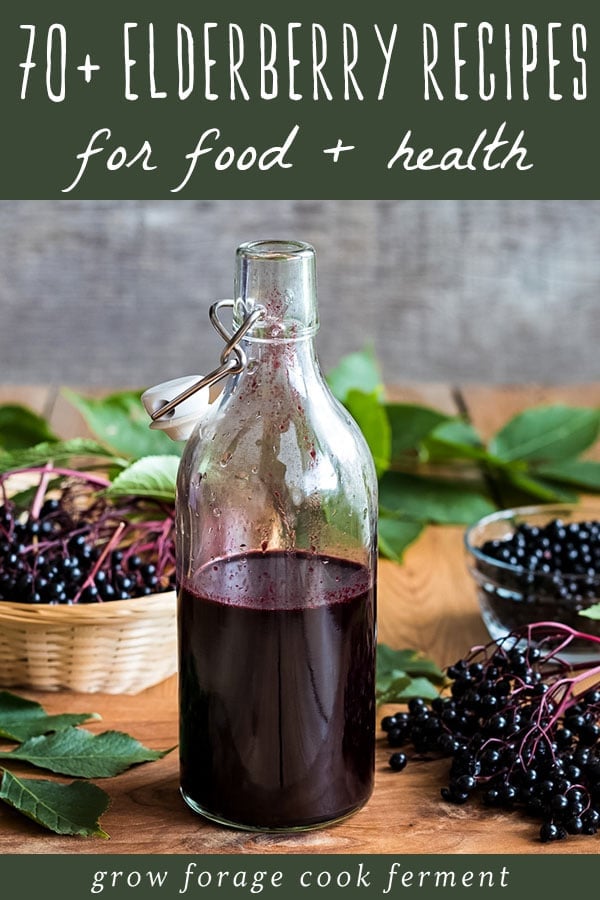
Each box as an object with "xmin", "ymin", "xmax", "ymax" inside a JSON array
[{"xmin": 0, "ymin": 384, "xmax": 599, "ymax": 855}]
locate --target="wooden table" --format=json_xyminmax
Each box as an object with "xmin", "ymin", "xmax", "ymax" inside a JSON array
[{"xmin": 1, "ymin": 383, "xmax": 599, "ymax": 856}]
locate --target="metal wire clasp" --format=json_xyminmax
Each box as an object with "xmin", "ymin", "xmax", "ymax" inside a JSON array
[{"xmin": 149, "ymin": 300, "xmax": 264, "ymax": 422}]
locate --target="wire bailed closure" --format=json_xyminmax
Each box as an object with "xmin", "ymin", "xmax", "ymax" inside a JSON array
[{"xmin": 150, "ymin": 301, "xmax": 264, "ymax": 423}]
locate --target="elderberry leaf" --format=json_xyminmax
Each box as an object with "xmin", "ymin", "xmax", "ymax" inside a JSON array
[
  {"xmin": 376, "ymin": 645, "xmax": 446, "ymax": 704},
  {"xmin": 0, "ymin": 439, "xmax": 123, "ymax": 475},
  {"xmin": 578, "ymin": 604, "xmax": 600, "ymax": 621},
  {"xmin": 105, "ymin": 455, "xmax": 179, "ymax": 502},
  {"xmin": 344, "ymin": 389, "xmax": 391, "ymax": 478},
  {"xmin": 0, "ymin": 729, "xmax": 172, "ymax": 778},
  {"xmin": 384, "ymin": 403, "xmax": 451, "ymax": 460},
  {"xmin": 63, "ymin": 388, "xmax": 181, "ymax": 460},
  {"xmin": 377, "ymin": 674, "xmax": 412, "ymax": 704},
  {"xmin": 490, "ymin": 405, "xmax": 600, "ymax": 464},
  {"xmin": 378, "ymin": 516, "xmax": 424, "ymax": 562},
  {"xmin": 422, "ymin": 420, "xmax": 493, "ymax": 464},
  {"xmin": 379, "ymin": 471, "xmax": 495, "ymax": 524},
  {"xmin": 326, "ymin": 347, "xmax": 383, "ymax": 404},
  {"xmin": 534, "ymin": 459, "xmax": 600, "ymax": 492},
  {"xmin": 502, "ymin": 468, "xmax": 578, "ymax": 503},
  {"xmin": 0, "ymin": 769, "xmax": 109, "ymax": 838},
  {"xmin": 0, "ymin": 405, "xmax": 58, "ymax": 451},
  {"xmin": 0, "ymin": 691, "xmax": 100, "ymax": 743},
  {"xmin": 377, "ymin": 645, "xmax": 446, "ymax": 685}
]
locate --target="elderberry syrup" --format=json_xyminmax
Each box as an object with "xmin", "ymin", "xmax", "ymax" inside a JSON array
[
  {"xmin": 174, "ymin": 241, "xmax": 378, "ymax": 830},
  {"xmin": 179, "ymin": 552, "xmax": 375, "ymax": 830}
]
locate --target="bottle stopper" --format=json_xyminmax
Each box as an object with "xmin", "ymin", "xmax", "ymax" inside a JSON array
[{"xmin": 141, "ymin": 376, "xmax": 211, "ymax": 442}]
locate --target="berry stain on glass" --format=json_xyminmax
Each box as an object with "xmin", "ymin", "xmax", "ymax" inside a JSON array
[{"xmin": 147, "ymin": 241, "xmax": 378, "ymax": 831}]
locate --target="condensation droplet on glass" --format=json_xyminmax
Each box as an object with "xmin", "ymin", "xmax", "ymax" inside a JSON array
[
  {"xmin": 212, "ymin": 507, "xmax": 221, "ymax": 517},
  {"xmin": 220, "ymin": 452, "xmax": 233, "ymax": 468},
  {"xmin": 251, "ymin": 465, "xmax": 259, "ymax": 475}
]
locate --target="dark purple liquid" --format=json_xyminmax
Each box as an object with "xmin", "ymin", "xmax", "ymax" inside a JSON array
[{"xmin": 178, "ymin": 551, "xmax": 376, "ymax": 830}]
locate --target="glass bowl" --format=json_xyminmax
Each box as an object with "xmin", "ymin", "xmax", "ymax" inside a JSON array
[{"xmin": 465, "ymin": 502, "xmax": 600, "ymax": 663}]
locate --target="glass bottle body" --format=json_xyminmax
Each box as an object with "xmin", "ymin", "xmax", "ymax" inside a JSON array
[{"xmin": 176, "ymin": 242, "xmax": 377, "ymax": 831}]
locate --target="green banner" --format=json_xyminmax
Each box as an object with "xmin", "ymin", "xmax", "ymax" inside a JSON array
[
  {"xmin": 0, "ymin": 0, "xmax": 597, "ymax": 198},
  {"xmin": 0, "ymin": 853, "xmax": 595, "ymax": 899}
]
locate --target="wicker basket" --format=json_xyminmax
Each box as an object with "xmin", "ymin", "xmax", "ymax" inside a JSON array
[{"xmin": 0, "ymin": 590, "xmax": 177, "ymax": 694}]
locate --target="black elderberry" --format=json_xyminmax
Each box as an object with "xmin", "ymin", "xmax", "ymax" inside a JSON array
[
  {"xmin": 381, "ymin": 715, "xmax": 398, "ymax": 733},
  {"xmin": 565, "ymin": 816, "xmax": 584, "ymax": 835},
  {"xmin": 382, "ymin": 620, "xmax": 600, "ymax": 844},
  {"xmin": 0, "ymin": 470, "xmax": 175, "ymax": 607},
  {"xmin": 540, "ymin": 821, "xmax": 565, "ymax": 843},
  {"xmin": 389, "ymin": 752, "xmax": 408, "ymax": 772},
  {"xmin": 550, "ymin": 793, "xmax": 569, "ymax": 812},
  {"xmin": 454, "ymin": 774, "xmax": 476, "ymax": 792},
  {"xmin": 441, "ymin": 787, "xmax": 469, "ymax": 804}
]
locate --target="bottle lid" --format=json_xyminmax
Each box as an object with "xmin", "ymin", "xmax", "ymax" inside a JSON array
[{"xmin": 141, "ymin": 376, "xmax": 210, "ymax": 441}]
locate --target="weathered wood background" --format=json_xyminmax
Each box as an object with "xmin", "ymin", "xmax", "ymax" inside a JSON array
[{"xmin": 0, "ymin": 200, "xmax": 598, "ymax": 387}]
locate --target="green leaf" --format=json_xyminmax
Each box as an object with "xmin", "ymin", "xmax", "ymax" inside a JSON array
[
  {"xmin": 0, "ymin": 405, "xmax": 58, "ymax": 451},
  {"xmin": 105, "ymin": 455, "xmax": 179, "ymax": 502},
  {"xmin": 501, "ymin": 469, "xmax": 578, "ymax": 503},
  {"xmin": 376, "ymin": 644, "xmax": 446, "ymax": 704},
  {"xmin": 0, "ymin": 729, "xmax": 170, "ymax": 778},
  {"xmin": 377, "ymin": 644, "xmax": 446, "ymax": 683},
  {"xmin": 423, "ymin": 420, "xmax": 492, "ymax": 463},
  {"xmin": 0, "ymin": 439, "xmax": 125, "ymax": 474},
  {"xmin": 490, "ymin": 405, "xmax": 600, "ymax": 464},
  {"xmin": 0, "ymin": 769, "xmax": 109, "ymax": 838},
  {"xmin": 62, "ymin": 388, "xmax": 181, "ymax": 460},
  {"xmin": 378, "ymin": 516, "xmax": 424, "ymax": 562},
  {"xmin": 579, "ymin": 604, "xmax": 600, "ymax": 621},
  {"xmin": 326, "ymin": 348, "xmax": 383, "ymax": 403},
  {"xmin": 534, "ymin": 459, "xmax": 600, "ymax": 492},
  {"xmin": 344, "ymin": 389, "xmax": 391, "ymax": 478},
  {"xmin": 379, "ymin": 676, "xmax": 442, "ymax": 704},
  {"xmin": 377, "ymin": 674, "xmax": 413, "ymax": 705},
  {"xmin": 379, "ymin": 472, "xmax": 495, "ymax": 525},
  {"xmin": 384, "ymin": 403, "xmax": 451, "ymax": 460},
  {"xmin": 0, "ymin": 691, "xmax": 100, "ymax": 743}
]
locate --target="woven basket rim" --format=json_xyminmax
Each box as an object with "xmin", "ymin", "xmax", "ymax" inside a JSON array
[{"xmin": 0, "ymin": 589, "xmax": 176, "ymax": 625}]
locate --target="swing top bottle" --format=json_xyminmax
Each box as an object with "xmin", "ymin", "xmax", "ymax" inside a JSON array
[{"xmin": 176, "ymin": 240, "xmax": 378, "ymax": 831}]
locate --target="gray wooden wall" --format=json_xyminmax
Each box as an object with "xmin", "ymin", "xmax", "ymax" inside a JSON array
[{"xmin": 0, "ymin": 200, "xmax": 598, "ymax": 387}]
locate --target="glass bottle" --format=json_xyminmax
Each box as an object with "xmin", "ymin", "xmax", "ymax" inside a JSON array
[{"xmin": 176, "ymin": 240, "xmax": 378, "ymax": 831}]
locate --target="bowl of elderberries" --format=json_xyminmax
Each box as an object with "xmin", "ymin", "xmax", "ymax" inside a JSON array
[
  {"xmin": 465, "ymin": 503, "xmax": 600, "ymax": 663},
  {"xmin": 0, "ymin": 465, "xmax": 177, "ymax": 694}
]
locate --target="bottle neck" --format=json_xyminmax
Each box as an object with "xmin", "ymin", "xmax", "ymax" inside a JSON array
[{"xmin": 233, "ymin": 240, "xmax": 319, "ymax": 342}]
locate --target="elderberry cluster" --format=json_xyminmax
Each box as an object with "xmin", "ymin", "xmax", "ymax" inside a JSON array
[
  {"xmin": 0, "ymin": 494, "xmax": 175, "ymax": 605},
  {"xmin": 473, "ymin": 518, "xmax": 600, "ymax": 634},
  {"xmin": 383, "ymin": 639, "xmax": 600, "ymax": 842}
]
